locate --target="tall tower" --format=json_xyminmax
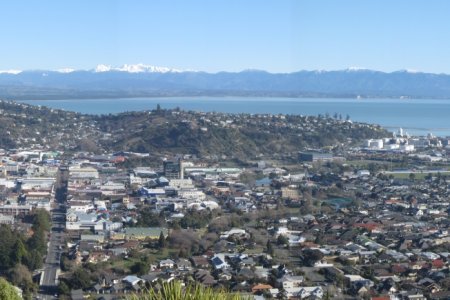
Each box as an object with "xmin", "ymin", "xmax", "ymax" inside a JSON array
[
  {"xmin": 179, "ymin": 159, "xmax": 184, "ymax": 179},
  {"xmin": 163, "ymin": 159, "xmax": 182, "ymax": 179}
]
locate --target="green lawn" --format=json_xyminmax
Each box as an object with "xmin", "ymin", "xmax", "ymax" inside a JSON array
[
  {"xmin": 108, "ymin": 256, "xmax": 140, "ymax": 272},
  {"xmin": 106, "ymin": 247, "xmax": 181, "ymax": 273},
  {"xmin": 242, "ymin": 247, "xmax": 265, "ymax": 255},
  {"xmin": 388, "ymin": 173, "xmax": 428, "ymax": 180},
  {"xmin": 346, "ymin": 160, "xmax": 389, "ymax": 167}
]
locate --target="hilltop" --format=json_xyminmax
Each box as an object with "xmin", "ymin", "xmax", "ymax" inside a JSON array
[{"xmin": 0, "ymin": 101, "xmax": 387, "ymax": 158}]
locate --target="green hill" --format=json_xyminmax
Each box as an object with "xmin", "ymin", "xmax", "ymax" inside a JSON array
[{"xmin": 0, "ymin": 100, "xmax": 387, "ymax": 158}]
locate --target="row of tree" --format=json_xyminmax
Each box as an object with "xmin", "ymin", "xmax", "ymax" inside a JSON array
[{"xmin": 0, "ymin": 209, "xmax": 50, "ymax": 299}]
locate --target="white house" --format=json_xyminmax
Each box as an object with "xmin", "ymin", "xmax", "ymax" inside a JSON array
[
  {"xmin": 278, "ymin": 275, "xmax": 304, "ymax": 289},
  {"xmin": 211, "ymin": 254, "xmax": 229, "ymax": 270},
  {"xmin": 285, "ymin": 286, "xmax": 323, "ymax": 299},
  {"xmin": 220, "ymin": 228, "xmax": 247, "ymax": 239},
  {"xmin": 159, "ymin": 259, "xmax": 175, "ymax": 269}
]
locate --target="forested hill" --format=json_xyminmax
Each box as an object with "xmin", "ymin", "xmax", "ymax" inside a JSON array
[{"xmin": 0, "ymin": 101, "xmax": 387, "ymax": 158}]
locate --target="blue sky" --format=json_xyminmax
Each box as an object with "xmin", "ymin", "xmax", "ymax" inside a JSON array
[{"xmin": 0, "ymin": 0, "xmax": 449, "ymax": 73}]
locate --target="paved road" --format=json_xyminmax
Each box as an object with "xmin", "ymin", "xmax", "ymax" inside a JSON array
[
  {"xmin": 39, "ymin": 204, "xmax": 66, "ymax": 298},
  {"xmin": 38, "ymin": 167, "xmax": 68, "ymax": 298},
  {"xmin": 40, "ymin": 207, "xmax": 65, "ymax": 286}
]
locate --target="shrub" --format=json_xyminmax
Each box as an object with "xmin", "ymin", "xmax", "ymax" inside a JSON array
[{"xmin": 128, "ymin": 281, "xmax": 248, "ymax": 300}]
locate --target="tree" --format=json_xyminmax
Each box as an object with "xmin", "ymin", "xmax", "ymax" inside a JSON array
[
  {"xmin": 71, "ymin": 268, "xmax": 92, "ymax": 289},
  {"xmin": 78, "ymin": 138, "xmax": 101, "ymax": 153},
  {"xmin": 277, "ymin": 235, "xmax": 289, "ymax": 246},
  {"xmin": 301, "ymin": 249, "xmax": 324, "ymax": 267},
  {"xmin": 32, "ymin": 209, "xmax": 51, "ymax": 232},
  {"xmin": 131, "ymin": 261, "xmax": 149, "ymax": 276},
  {"xmin": 58, "ymin": 281, "xmax": 70, "ymax": 296},
  {"xmin": 27, "ymin": 229, "xmax": 46, "ymax": 255},
  {"xmin": 168, "ymin": 230, "xmax": 199, "ymax": 254},
  {"xmin": 0, "ymin": 225, "xmax": 17, "ymax": 269},
  {"xmin": 137, "ymin": 208, "xmax": 162, "ymax": 227},
  {"xmin": 180, "ymin": 211, "xmax": 212, "ymax": 229},
  {"xmin": 158, "ymin": 231, "xmax": 166, "ymax": 249},
  {"xmin": 8, "ymin": 264, "xmax": 34, "ymax": 295},
  {"xmin": 0, "ymin": 278, "xmax": 21, "ymax": 300},
  {"xmin": 24, "ymin": 249, "xmax": 43, "ymax": 270},
  {"xmin": 12, "ymin": 239, "xmax": 27, "ymax": 265},
  {"xmin": 266, "ymin": 239, "xmax": 274, "ymax": 256},
  {"xmin": 300, "ymin": 198, "xmax": 313, "ymax": 215},
  {"xmin": 178, "ymin": 248, "xmax": 189, "ymax": 258}
]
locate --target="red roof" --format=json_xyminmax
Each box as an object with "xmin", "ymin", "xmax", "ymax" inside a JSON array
[
  {"xmin": 112, "ymin": 156, "xmax": 127, "ymax": 163},
  {"xmin": 391, "ymin": 264, "xmax": 408, "ymax": 274},
  {"xmin": 353, "ymin": 223, "xmax": 379, "ymax": 231},
  {"xmin": 432, "ymin": 259, "xmax": 444, "ymax": 269},
  {"xmin": 252, "ymin": 284, "xmax": 273, "ymax": 293}
]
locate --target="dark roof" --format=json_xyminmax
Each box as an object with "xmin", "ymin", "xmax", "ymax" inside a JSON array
[
  {"xmin": 211, "ymin": 256, "xmax": 224, "ymax": 266},
  {"xmin": 191, "ymin": 255, "xmax": 209, "ymax": 267},
  {"xmin": 71, "ymin": 289, "xmax": 84, "ymax": 300},
  {"xmin": 430, "ymin": 291, "xmax": 450, "ymax": 300},
  {"xmin": 141, "ymin": 272, "xmax": 163, "ymax": 283}
]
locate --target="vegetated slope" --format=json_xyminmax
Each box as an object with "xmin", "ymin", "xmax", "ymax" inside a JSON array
[
  {"xmin": 0, "ymin": 101, "xmax": 387, "ymax": 157},
  {"xmin": 95, "ymin": 109, "xmax": 387, "ymax": 158}
]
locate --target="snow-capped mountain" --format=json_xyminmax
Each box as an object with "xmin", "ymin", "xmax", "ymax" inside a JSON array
[
  {"xmin": 94, "ymin": 63, "xmax": 183, "ymax": 73},
  {"xmin": 56, "ymin": 68, "xmax": 76, "ymax": 73},
  {"xmin": 0, "ymin": 69, "xmax": 22, "ymax": 75},
  {"xmin": 0, "ymin": 66, "xmax": 450, "ymax": 99}
]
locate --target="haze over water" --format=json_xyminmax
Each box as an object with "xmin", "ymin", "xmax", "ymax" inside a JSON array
[{"xmin": 17, "ymin": 97, "xmax": 450, "ymax": 137}]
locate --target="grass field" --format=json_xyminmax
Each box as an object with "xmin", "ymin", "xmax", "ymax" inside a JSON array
[{"xmin": 387, "ymin": 173, "xmax": 428, "ymax": 180}]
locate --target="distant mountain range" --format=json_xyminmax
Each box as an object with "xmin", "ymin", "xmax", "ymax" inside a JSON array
[{"xmin": 1, "ymin": 64, "xmax": 450, "ymax": 99}]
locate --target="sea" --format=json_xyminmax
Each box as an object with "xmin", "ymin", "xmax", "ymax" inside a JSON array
[{"xmin": 16, "ymin": 97, "xmax": 450, "ymax": 137}]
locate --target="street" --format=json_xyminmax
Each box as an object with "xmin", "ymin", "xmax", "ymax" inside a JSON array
[{"xmin": 38, "ymin": 167, "xmax": 68, "ymax": 298}]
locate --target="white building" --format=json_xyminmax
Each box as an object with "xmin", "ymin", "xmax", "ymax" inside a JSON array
[
  {"xmin": 178, "ymin": 189, "xmax": 206, "ymax": 201},
  {"xmin": 69, "ymin": 166, "xmax": 99, "ymax": 179},
  {"xmin": 410, "ymin": 138, "xmax": 431, "ymax": 148},
  {"xmin": 400, "ymin": 144, "xmax": 415, "ymax": 152},
  {"xmin": 366, "ymin": 139, "xmax": 384, "ymax": 149},
  {"xmin": 384, "ymin": 144, "xmax": 400, "ymax": 150},
  {"xmin": 220, "ymin": 228, "xmax": 247, "ymax": 239},
  {"xmin": 20, "ymin": 177, "xmax": 55, "ymax": 191},
  {"xmin": 278, "ymin": 275, "xmax": 304, "ymax": 289},
  {"xmin": 357, "ymin": 170, "xmax": 370, "ymax": 177},
  {"xmin": 169, "ymin": 179, "xmax": 194, "ymax": 189}
]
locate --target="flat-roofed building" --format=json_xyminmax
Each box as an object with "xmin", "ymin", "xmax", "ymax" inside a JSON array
[
  {"xmin": 298, "ymin": 151, "xmax": 333, "ymax": 162},
  {"xmin": 0, "ymin": 204, "xmax": 32, "ymax": 216}
]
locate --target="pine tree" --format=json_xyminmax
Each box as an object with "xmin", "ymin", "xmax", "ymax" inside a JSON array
[
  {"xmin": 158, "ymin": 231, "xmax": 166, "ymax": 249},
  {"xmin": 266, "ymin": 239, "xmax": 274, "ymax": 256},
  {"xmin": 12, "ymin": 239, "xmax": 27, "ymax": 264}
]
